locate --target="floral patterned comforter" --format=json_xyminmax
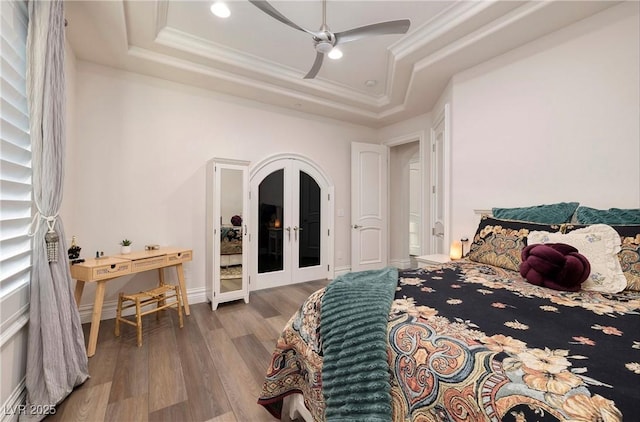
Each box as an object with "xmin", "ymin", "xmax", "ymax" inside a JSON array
[{"xmin": 258, "ymin": 261, "xmax": 640, "ymax": 421}]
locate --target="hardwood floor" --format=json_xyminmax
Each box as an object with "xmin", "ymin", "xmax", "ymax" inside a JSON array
[{"xmin": 47, "ymin": 279, "xmax": 329, "ymax": 422}]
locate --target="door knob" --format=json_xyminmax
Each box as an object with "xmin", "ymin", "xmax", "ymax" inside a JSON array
[{"xmin": 353, "ymin": 224, "xmax": 362, "ymax": 229}]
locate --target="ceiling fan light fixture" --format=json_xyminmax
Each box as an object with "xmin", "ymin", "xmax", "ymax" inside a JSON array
[
  {"xmin": 328, "ymin": 48, "xmax": 343, "ymax": 60},
  {"xmin": 315, "ymin": 41, "xmax": 333, "ymax": 54},
  {"xmin": 210, "ymin": 2, "xmax": 230, "ymax": 18}
]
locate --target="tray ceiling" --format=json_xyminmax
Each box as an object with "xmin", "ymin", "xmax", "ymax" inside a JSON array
[{"xmin": 65, "ymin": 0, "xmax": 618, "ymax": 127}]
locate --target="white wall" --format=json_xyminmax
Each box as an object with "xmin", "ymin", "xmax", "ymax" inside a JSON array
[
  {"xmin": 61, "ymin": 62, "xmax": 377, "ymax": 317},
  {"xmin": 449, "ymin": 2, "xmax": 640, "ymax": 242}
]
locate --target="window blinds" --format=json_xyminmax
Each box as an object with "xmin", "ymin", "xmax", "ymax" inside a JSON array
[{"xmin": 1, "ymin": 0, "xmax": 31, "ymax": 302}]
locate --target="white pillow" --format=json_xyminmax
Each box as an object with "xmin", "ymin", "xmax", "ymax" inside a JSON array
[{"xmin": 528, "ymin": 224, "xmax": 626, "ymax": 293}]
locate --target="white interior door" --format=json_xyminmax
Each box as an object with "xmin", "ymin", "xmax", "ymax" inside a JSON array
[
  {"xmin": 251, "ymin": 158, "xmax": 330, "ymax": 289},
  {"xmin": 351, "ymin": 142, "xmax": 388, "ymax": 272}
]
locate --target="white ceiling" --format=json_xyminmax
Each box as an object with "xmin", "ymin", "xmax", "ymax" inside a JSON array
[{"xmin": 64, "ymin": 0, "xmax": 618, "ymax": 128}]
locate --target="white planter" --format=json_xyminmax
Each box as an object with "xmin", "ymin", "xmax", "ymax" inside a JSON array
[{"xmin": 120, "ymin": 245, "xmax": 132, "ymax": 254}]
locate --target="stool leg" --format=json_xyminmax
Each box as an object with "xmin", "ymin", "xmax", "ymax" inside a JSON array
[
  {"xmin": 115, "ymin": 292, "xmax": 123, "ymax": 337},
  {"xmin": 175, "ymin": 286, "xmax": 184, "ymax": 328},
  {"xmin": 135, "ymin": 298, "xmax": 143, "ymax": 347},
  {"xmin": 156, "ymin": 293, "xmax": 161, "ymax": 321}
]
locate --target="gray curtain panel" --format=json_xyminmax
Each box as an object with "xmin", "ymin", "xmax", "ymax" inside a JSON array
[{"xmin": 22, "ymin": 1, "xmax": 89, "ymax": 420}]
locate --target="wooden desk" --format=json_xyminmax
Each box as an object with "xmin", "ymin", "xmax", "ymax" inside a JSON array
[{"xmin": 71, "ymin": 247, "xmax": 192, "ymax": 357}]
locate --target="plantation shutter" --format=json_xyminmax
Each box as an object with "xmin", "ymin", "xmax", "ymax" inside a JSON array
[{"xmin": 1, "ymin": 0, "xmax": 32, "ymax": 318}]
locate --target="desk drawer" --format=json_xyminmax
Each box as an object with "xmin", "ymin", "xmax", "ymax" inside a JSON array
[
  {"xmin": 93, "ymin": 262, "xmax": 131, "ymax": 280},
  {"xmin": 167, "ymin": 250, "xmax": 192, "ymax": 264},
  {"xmin": 130, "ymin": 256, "xmax": 168, "ymax": 272}
]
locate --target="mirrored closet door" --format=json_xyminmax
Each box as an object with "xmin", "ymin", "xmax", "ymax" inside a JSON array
[{"xmin": 206, "ymin": 158, "xmax": 250, "ymax": 310}]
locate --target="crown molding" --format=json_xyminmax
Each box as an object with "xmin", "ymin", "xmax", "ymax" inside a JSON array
[
  {"xmin": 154, "ymin": 26, "xmax": 392, "ymax": 109},
  {"xmin": 126, "ymin": 46, "xmax": 382, "ymax": 121},
  {"xmin": 390, "ymin": 0, "xmax": 496, "ymax": 60},
  {"xmin": 414, "ymin": 0, "xmax": 550, "ymax": 72}
]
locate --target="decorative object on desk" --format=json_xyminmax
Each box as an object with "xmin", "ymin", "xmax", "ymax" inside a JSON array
[
  {"xmin": 96, "ymin": 251, "xmax": 105, "ymax": 259},
  {"xmin": 68, "ymin": 235, "xmax": 82, "ymax": 263},
  {"xmin": 145, "ymin": 244, "xmax": 160, "ymax": 251},
  {"xmin": 231, "ymin": 215, "xmax": 242, "ymax": 226},
  {"xmin": 120, "ymin": 239, "xmax": 132, "ymax": 254},
  {"xmin": 449, "ymin": 241, "xmax": 463, "ymax": 260}
]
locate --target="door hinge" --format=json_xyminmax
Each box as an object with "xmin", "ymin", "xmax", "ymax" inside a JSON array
[
  {"xmin": 327, "ymin": 265, "xmax": 330, "ymax": 271},
  {"xmin": 328, "ymin": 193, "xmax": 331, "ymax": 201},
  {"xmin": 249, "ymin": 191, "xmax": 251, "ymax": 200},
  {"xmin": 432, "ymin": 186, "xmax": 436, "ymax": 194},
  {"xmin": 327, "ymin": 229, "xmax": 330, "ymax": 236},
  {"xmin": 432, "ymin": 227, "xmax": 436, "ymax": 235},
  {"xmin": 432, "ymin": 143, "xmax": 435, "ymax": 152}
]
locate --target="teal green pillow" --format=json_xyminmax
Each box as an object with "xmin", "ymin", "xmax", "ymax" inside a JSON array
[
  {"xmin": 576, "ymin": 206, "xmax": 640, "ymax": 224},
  {"xmin": 492, "ymin": 202, "xmax": 579, "ymax": 224}
]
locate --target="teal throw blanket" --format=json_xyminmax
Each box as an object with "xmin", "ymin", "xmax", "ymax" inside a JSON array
[{"xmin": 320, "ymin": 267, "xmax": 398, "ymax": 422}]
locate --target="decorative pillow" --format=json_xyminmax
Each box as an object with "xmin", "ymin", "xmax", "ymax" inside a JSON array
[
  {"xmin": 467, "ymin": 216, "xmax": 562, "ymax": 272},
  {"xmin": 564, "ymin": 224, "xmax": 640, "ymax": 291},
  {"xmin": 527, "ymin": 224, "xmax": 626, "ymax": 293},
  {"xmin": 492, "ymin": 202, "xmax": 579, "ymax": 224},
  {"xmin": 575, "ymin": 206, "xmax": 640, "ymax": 225},
  {"xmin": 519, "ymin": 243, "xmax": 590, "ymax": 291},
  {"xmin": 614, "ymin": 225, "xmax": 640, "ymax": 291}
]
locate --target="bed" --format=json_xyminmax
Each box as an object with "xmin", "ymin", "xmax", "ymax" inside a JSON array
[{"xmin": 258, "ymin": 210, "xmax": 640, "ymax": 421}]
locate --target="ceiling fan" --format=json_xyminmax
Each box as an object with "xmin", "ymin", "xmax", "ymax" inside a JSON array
[{"xmin": 248, "ymin": 0, "xmax": 411, "ymax": 79}]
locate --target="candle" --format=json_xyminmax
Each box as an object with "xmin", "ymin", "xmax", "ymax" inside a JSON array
[{"xmin": 450, "ymin": 241, "xmax": 463, "ymax": 260}]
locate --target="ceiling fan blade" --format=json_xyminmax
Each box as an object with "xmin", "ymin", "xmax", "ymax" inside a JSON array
[
  {"xmin": 335, "ymin": 19, "xmax": 411, "ymax": 45},
  {"xmin": 248, "ymin": 0, "xmax": 316, "ymax": 36},
  {"xmin": 304, "ymin": 52, "xmax": 324, "ymax": 79}
]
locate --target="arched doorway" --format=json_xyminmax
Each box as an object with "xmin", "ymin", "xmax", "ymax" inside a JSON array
[{"xmin": 250, "ymin": 154, "xmax": 334, "ymax": 290}]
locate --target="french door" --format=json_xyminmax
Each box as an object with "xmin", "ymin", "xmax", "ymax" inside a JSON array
[{"xmin": 250, "ymin": 158, "xmax": 330, "ymax": 289}]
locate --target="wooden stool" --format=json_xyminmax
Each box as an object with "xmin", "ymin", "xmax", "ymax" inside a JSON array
[{"xmin": 115, "ymin": 284, "xmax": 183, "ymax": 347}]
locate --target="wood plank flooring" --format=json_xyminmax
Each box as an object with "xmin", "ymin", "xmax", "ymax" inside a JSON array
[{"xmin": 46, "ymin": 279, "xmax": 328, "ymax": 422}]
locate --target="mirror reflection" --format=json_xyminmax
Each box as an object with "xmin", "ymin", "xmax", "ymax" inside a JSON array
[{"xmin": 220, "ymin": 168, "xmax": 243, "ymax": 293}]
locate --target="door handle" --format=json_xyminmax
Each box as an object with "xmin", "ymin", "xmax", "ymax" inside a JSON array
[
  {"xmin": 293, "ymin": 226, "xmax": 298, "ymax": 241},
  {"xmin": 353, "ymin": 224, "xmax": 362, "ymax": 229},
  {"xmin": 286, "ymin": 226, "xmax": 291, "ymax": 241}
]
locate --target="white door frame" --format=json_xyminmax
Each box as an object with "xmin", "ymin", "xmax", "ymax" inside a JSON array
[
  {"xmin": 249, "ymin": 153, "xmax": 334, "ymax": 290},
  {"xmin": 430, "ymin": 104, "xmax": 451, "ymax": 254}
]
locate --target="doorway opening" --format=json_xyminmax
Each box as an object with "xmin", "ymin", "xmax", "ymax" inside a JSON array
[{"xmin": 388, "ymin": 138, "xmax": 423, "ymax": 269}]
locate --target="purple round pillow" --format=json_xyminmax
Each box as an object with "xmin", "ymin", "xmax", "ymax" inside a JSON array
[
  {"xmin": 519, "ymin": 243, "xmax": 590, "ymax": 291},
  {"xmin": 230, "ymin": 215, "xmax": 242, "ymax": 226}
]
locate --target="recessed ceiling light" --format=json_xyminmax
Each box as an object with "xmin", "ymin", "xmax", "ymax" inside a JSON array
[
  {"xmin": 365, "ymin": 79, "xmax": 377, "ymax": 87},
  {"xmin": 210, "ymin": 2, "xmax": 230, "ymax": 18},
  {"xmin": 328, "ymin": 48, "xmax": 343, "ymax": 60}
]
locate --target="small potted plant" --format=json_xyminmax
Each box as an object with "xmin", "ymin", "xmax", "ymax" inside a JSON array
[{"xmin": 120, "ymin": 239, "xmax": 132, "ymax": 254}]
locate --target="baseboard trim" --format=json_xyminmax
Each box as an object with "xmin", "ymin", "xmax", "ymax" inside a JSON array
[
  {"xmin": 389, "ymin": 258, "xmax": 412, "ymax": 270},
  {"xmin": 333, "ymin": 266, "xmax": 351, "ymax": 277}
]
